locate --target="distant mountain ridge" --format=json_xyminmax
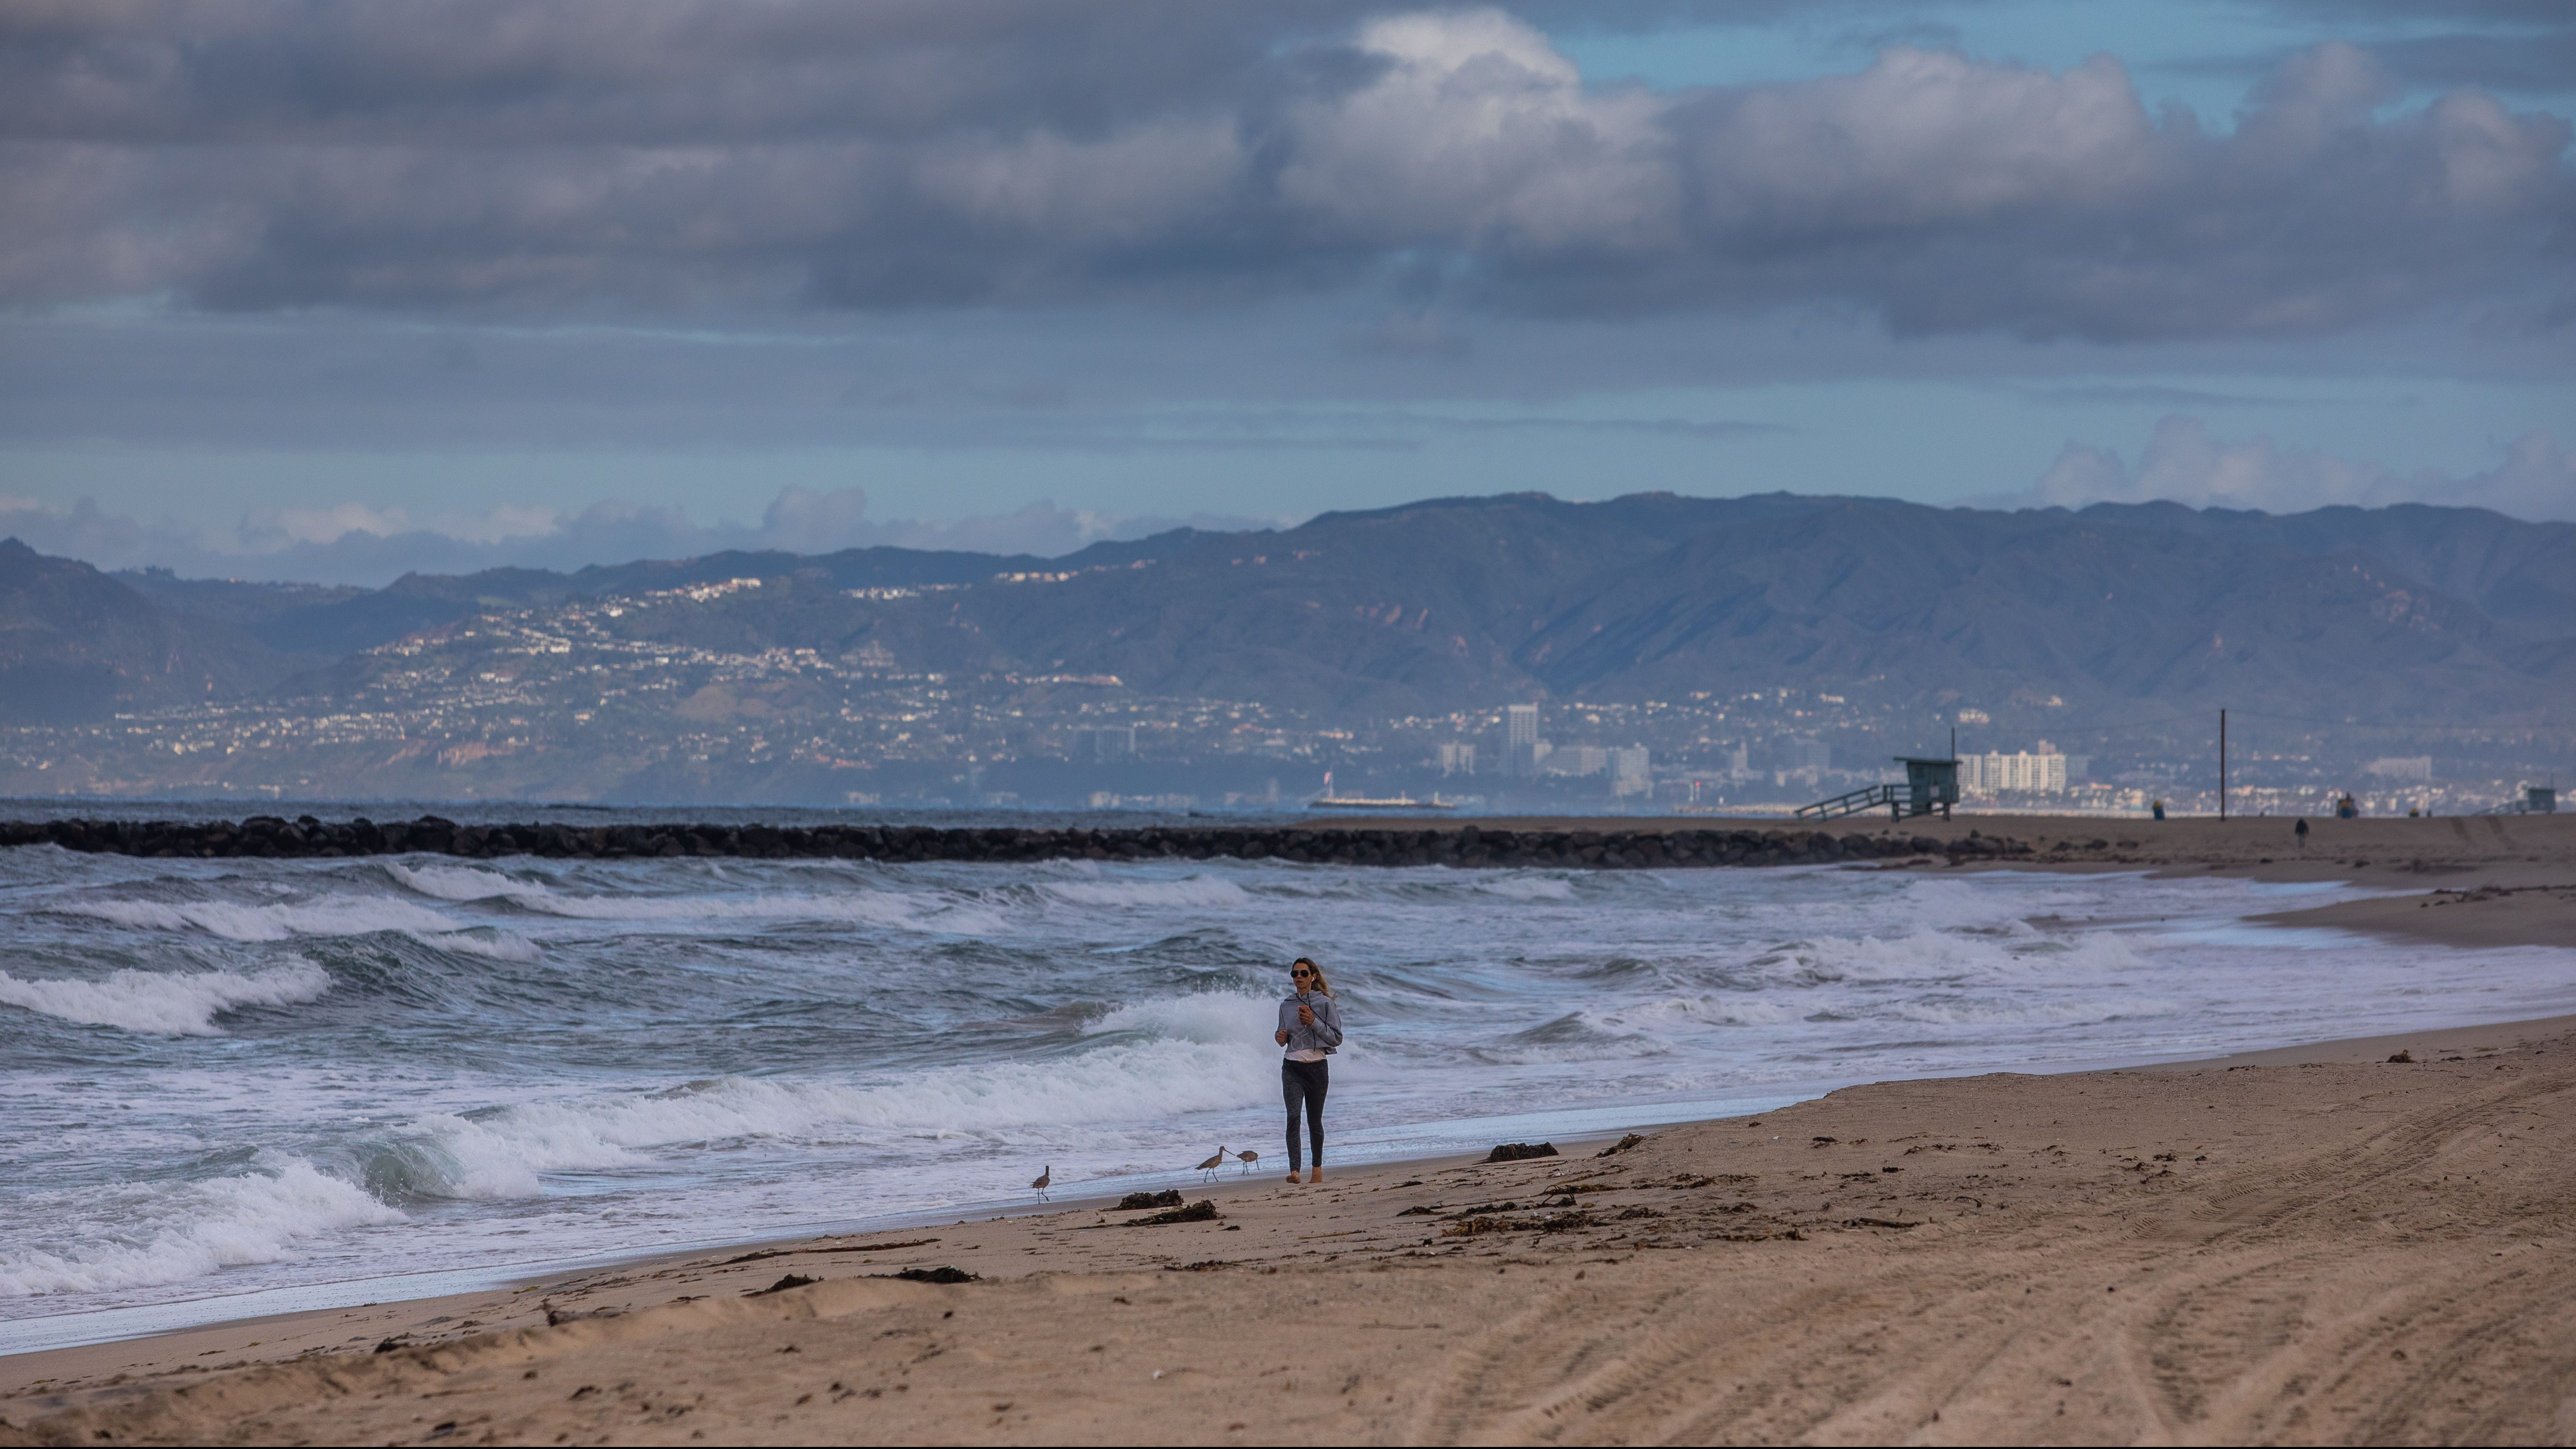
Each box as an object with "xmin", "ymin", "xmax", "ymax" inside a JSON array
[{"xmin": 8, "ymin": 492, "xmax": 2573, "ymax": 728}]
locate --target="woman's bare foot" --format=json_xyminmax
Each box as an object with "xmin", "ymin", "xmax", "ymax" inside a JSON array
[
  {"xmin": 1285, "ymin": 1170, "xmax": 1303, "ymax": 1183},
  {"xmin": 1308, "ymin": 1167, "xmax": 1324, "ymax": 1182}
]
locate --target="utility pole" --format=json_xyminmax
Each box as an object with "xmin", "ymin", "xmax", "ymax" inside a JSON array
[{"xmin": 2219, "ymin": 708, "xmax": 2228, "ymax": 822}]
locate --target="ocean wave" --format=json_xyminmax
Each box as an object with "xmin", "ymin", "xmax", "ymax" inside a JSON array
[
  {"xmin": 1038, "ymin": 875, "xmax": 1250, "ymax": 909},
  {"xmin": 1082, "ymin": 990, "xmax": 1278, "ymax": 1045},
  {"xmin": 0, "ymin": 1155, "xmax": 402, "ymax": 1298},
  {"xmin": 386, "ymin": 860, "xmax": 997, "ymax": 933},
  {"xmin": 415, "ymin": 930, "xmax": 543, "ymax": 963},
  {"xmin": 1758, "ymin": 923, "xmax": 2149, "ymax": 987},
  {"xmin": 1600, "ymin": 995, "xmax": 1794, "ymax": 1029},
  {"xmin": 365, "ymin": 1030, "xmax": 1284, "ymax": 1199},
  {"xmin": 380, "ymin": 860, "xmax": 535, "ymax": 904},
  {"xmin": 1474, "ymin": 874, "xmax": 1576, "ymax": 901},
  {"xmin": 54, "ymin": 894, "xmax": 459, "ymax": 943},
  {"xmin": 0, "ymin": 960, "xmax": 332, "ymax": 1035}
]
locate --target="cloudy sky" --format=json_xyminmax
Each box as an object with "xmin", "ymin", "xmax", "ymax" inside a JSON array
[{"xmin": 2, "ymin": 0, "xmax": 2570, "ymax": 583}]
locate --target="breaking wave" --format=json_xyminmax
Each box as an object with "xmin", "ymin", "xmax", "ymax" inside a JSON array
[{"xmin": 0, "ymin": 961, "xmax": 332, "ymax": 1035}]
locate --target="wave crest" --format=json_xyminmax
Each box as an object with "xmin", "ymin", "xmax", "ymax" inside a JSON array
[
  {"xmin": 0, "ymin": 961, "xmax": 331, "ymax": 1035},
  {"xmin": 0, "ymin": 1156, "xmax": 402, "ymax": 1298}
]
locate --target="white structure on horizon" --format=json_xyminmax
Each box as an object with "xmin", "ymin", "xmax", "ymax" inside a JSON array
[
  {"xmin": 1437, "ymin": 742, "xmax": 1478, "ymax": 776},
  {"xmin": 1505, "ymin": 703, "xmax": 1545, "ymax": 776},
  {"xmin": 1610, "ymin": 745, "xmax": 1651, "ymax": 797},
  {"xmin": 1072, "ymin": 725, "xmax": 1135, "ymax": 762},
  {"xmin": 1545, "ymin": 744, "xmax": 1610, "ymax": 777},
  {"xmin": 1780, "ymin": 737, "xmax": 1831, "ymax": 772},
  {"xmin": 1960, "ymin": 750, "xmax": 2068, "ymax": 795},
  {"xmin": 2365, "ymin": 756, "xmax": 2433, "ymax": 784}
]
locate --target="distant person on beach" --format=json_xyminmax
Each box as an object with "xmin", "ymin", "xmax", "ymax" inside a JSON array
[
  {"xmin": 1274, "ymin": 956, "xmax": 1344, "ymax": 1184},
  {"xmin": 2296, "ymin": 817, "xmax": 2309, "ymax": 848},
  {"xmin": 2152, "ymin": 800, "xmax": 2166, "ymax": 821}
]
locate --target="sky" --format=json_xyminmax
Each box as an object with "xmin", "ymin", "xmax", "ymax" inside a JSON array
[{"xmin": 0, "ymin": 0, "xmax": 2570, "ymax": 584}]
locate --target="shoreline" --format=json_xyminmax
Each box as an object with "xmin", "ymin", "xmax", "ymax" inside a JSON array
[
  {"xmin": 8, "ymin": 1011, "xmax": 2572, "ymax": 1394},
  {"xmin": 10, "ymin": 1011, "xmax": 2572, "ymax": 1444}
]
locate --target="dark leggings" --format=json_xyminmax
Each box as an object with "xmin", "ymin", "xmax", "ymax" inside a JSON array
[{"xmin": 1282, "ymin": 1058, "xmax": 1328, "ymax": 1171}]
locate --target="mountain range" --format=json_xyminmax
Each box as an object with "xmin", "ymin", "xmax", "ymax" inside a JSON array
[{"xmin": 5, "ymin": 492, "xmax": 2573, "ymax": 734}]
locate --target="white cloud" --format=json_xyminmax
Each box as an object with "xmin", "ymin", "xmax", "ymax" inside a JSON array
[{"xmin": 2028, "ymin": 415, "xmax": 2576, "ymax": 520}]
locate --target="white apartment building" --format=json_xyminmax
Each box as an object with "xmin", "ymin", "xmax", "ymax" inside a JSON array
[
  {"xmin": 1959, "ymin": 750, "xmax": 2068, "ymax": 795},
  {"xmin": 1505, "ymin": 703, "xmax": 1545, "ymax": 775},
  {"xmin": 1610, "ymin": 745, "xmax": 1651, "ymax": 797},
  {"xmin": 1436, "ymin": 742, "xmax": 1478, "ymax": 776},
  {"xmin": 1545, "ymin": 744, "xmax": 1610, "ymax": 777}
]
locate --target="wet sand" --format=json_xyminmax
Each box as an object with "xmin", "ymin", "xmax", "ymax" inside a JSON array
[{"xmin": 7, "ymin": 1011, "xmax": 2574, "ymax": 1445}]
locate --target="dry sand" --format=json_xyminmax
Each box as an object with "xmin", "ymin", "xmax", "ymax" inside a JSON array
[{"xmin": 8, "ymin": 1011, "xmax": 2575, "ymax": 1446}]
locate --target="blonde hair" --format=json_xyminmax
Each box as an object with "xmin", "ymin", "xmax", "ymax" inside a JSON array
[{"xmin": 1292, "ymin": 956, "xmax": 1334, "ymax": 998}]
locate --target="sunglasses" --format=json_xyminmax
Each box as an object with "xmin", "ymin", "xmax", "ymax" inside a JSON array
[{"xmin": 1291, "ymin": 968, "xmax": 1314, "ymax": 977}]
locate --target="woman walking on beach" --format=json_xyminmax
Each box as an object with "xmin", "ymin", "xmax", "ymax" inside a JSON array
[{"xmin": 1275, "ymin": 956, "xmax": 1344, "ymax": 1184}]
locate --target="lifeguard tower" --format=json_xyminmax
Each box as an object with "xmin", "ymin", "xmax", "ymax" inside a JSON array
[
  {"xmin": 2488, "ymin": 784, "xmax": 2557, "ymax": 815},
  {"xmin": 1796, "ymin": 756, "xmax": 1959, "ymax": 822}
]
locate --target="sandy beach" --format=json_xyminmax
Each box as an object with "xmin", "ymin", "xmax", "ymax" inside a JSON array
[
  {"xmin": 4, "ymin": 814, "xmax": 2570, "ymax": 1445},
  {"xmin": 6, "ymin": 1005, "xmax": 2573, "ymax": 1446}
]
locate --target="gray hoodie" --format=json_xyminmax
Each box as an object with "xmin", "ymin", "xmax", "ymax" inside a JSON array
[{"xmin": 1276, "ymin": 991, "xmax": 1344, "ymax": 1058}]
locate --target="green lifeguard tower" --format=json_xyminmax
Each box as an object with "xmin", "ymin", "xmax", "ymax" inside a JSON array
[{"xmin": 1795, "ymin": 755, "xmax": 1959, "ymax": 822}]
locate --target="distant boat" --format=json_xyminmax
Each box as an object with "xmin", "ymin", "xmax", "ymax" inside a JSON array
[{"xmin": 1307, "ymin": 770, "xmax": 1455, "ymax": 810}]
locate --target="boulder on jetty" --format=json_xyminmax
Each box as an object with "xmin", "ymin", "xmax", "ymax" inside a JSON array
[{"xmin": 0, "ymin": 815, "xmax": 2028, "ymax": 871}]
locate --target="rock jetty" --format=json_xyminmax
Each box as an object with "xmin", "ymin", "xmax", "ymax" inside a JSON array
[{"xmin": 0, "ymin": 815, "xmax": 2033, "ymax": 868}]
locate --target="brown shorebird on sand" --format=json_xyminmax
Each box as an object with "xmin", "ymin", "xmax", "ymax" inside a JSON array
[
  {"xmin": 1234, "ymin": 1149, "xmax": 1259, "ymax": 1176},
  {"xmin": 1030, "ymin": 1165, "xmax": 1052, "ymax": 1201},
  {"xmin": 1196, "ymin": 1147, "xmax": 1229, "ymax": 1182}
]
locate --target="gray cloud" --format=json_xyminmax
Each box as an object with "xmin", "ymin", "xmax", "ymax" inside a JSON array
[
  {"xmin": 2, "ymin": 6, "xmax": 2568, "ymax": 340},
  {"xmin": 0, "ymin": 484, "xmax": 1285, "ymax": 585}
]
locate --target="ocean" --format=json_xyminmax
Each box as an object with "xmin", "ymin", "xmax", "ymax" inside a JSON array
[{"xmin": 6, "ymin": 819, "xmax": 2573, "ymax": 1351}]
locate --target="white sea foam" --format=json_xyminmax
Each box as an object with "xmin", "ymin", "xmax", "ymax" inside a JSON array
[
  {"xmin": 0, "ymin": 961, "xmax": 331, "ymax": 1035},
  {"xmin": 377, "ymin": 1004, "xmax": 1283, "ymax": 1199},
  {"xmin": 506, "ymin": 884, "xmax": 999, "ymax": 934},
  {"xmin": 1474, "ymin": 873, "xmax": 1576, "ymax": 901},
  {"xmin": 56, "ymin": 895, "xmax": 459, "ymax": 943},
  {"xmin": 0, "ymin": 1156, "xmax": 401, "ymax": 1298},
  {"xmin": 1083, "ymin": 991, "xmax": 1278, "ymax": 1044},
  {"xmin": 417, "ymin": 930, "xmax": 543, "ymax": 963},
  {"xmin": 1039, "ymin": 875, "xmax": 1250, "ymax": 909},
  {"xmin": 381, "ymin": 861, "xmax": 533, "ymax": 904},
  {"xmin": 387, "ymin": 860, "xmax": 977, "ymax": 931}
]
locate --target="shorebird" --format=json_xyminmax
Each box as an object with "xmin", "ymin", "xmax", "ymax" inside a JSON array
[
  {"xmin": 1234, "ymin": 1149, "xmax": 1259, "ymax": 1176},
  {"xmin": 1196, "ymin": 1147, "xmax": 1229, "ymax": 1182},
  {"xmin": 1030, "ymin": 1165, "xmax": 1052, "ymax": 1201}
]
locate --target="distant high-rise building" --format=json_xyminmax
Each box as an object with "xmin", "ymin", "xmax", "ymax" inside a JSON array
[
  {"xmin": 2365, "ymin": 756, "xmax": 2433, "ymax": 784},
  {"xmin": 1610, "ymin": 745, "xmax": 1650, "ymax": 797},
  {"xmin": 1072, "ymin": 725, "xmax": 1135, "ymax": 762},
  {"xmin": 1546, "ymin": 745, "xmax": 1609, "ymax": 776},
  {"xmin": 1504, "ymin": 703, "xmax": 1543, "ymax": 775},
  {"xmin": 1437, "ymin": 742, "xmax": 1477, "ymax": 776},
  {"xmin": 1781, "ymin": 737, "xmax": 1831, "ymax": 771},
  {"xmin": 1960, "ymin": 750, "xmax": 2067, "ymax": 794}
]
